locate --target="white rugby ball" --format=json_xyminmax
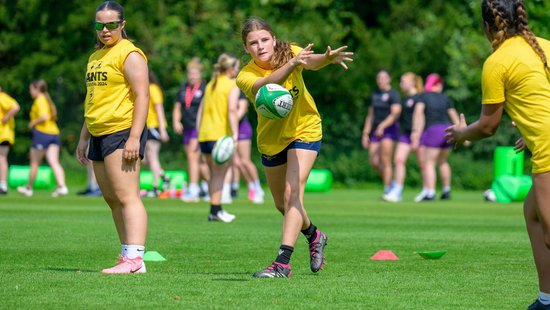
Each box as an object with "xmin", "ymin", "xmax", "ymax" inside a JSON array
[
  {"xmin": 212, "ymin": 136, "xmax": 235, "ymax": 165},
  {"xmin": 255, "ymin": 83, "xmax": 293, "ymax": 120}
]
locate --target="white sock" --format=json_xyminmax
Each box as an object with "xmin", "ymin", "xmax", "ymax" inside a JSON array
[
  {"xmin": 188, "ymin": 183, "xmax": 199, "ymax": 195},
  {"xmin": 0, "ymin": 181, "xmax": 6, "ymax": 191},
  {"xmin": 223, "ymin": 183, "xmax": 231, "ymax": 196},
  {"xmin": 248, "ymin": 182, "xmax": 255, "ymax": 190},
  {"xmin": 427, "ymin": 189, "xmax": 436, "ymax": 197},
  {"xmin": 126, "ymin": 245, "xmax": 145, "ymax": 259},
  {"xmin": 121, "ymin": 244, "xmax": 128, "ymax": 257},
  {"xmin": 254, "ymin": 180, "xmax": 261, "ymax": 190},
  {"xmin": 231, "ymin": 182, "xmax": 239, "ymax": 191},
  {"xmin": 442, "ymin": 186, "xmax": 451, "ymax": 193},
  {"xmin": 393, "ymin": 184, "xmax": 403, "ymax": 194},
  {"xmin": 539, "ymin": 292, "xmax": 550, "ymax": 305},
  {"xmin": 200, "ymin": 180, "xmax": 209, "ymax": 192}
]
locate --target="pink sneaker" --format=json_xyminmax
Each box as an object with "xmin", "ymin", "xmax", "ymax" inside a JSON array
[
  {"xmin": 248, "ymin": 188, "xmax": 255, "ymax": 201},
  {"xmin": 101, "ymin": 257, "xmax": 146, "ymax": 274}
]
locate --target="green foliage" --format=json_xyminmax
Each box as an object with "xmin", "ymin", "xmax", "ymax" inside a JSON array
[{"xmin": 1, "ymin": 0, "xmax": 543, "ymax": 188}]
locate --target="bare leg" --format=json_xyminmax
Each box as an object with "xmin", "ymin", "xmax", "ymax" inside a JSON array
[{"xmin": 45, "ymin": 144, "xmax": 66, "ymax": 187}]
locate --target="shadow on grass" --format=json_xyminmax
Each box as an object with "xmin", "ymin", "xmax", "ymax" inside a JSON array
[{"xmin": 45, "ymin": 267, "xmax": 97, "ymax": 273}]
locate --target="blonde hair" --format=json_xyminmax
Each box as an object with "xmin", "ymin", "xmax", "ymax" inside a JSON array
[
  {"xmin": 211, "ymin": 53, "xmax": 238, "ymax": 90},
  {"xmin": 31, "ymin": 79, "xmax": 57, "ymax": 121},
  {"xmin": 187, "ymin": 57, "xmax": 203, "ymax": 72},
  {"xmin": 241, "ymin": 17, "xmax": 294, "ymax": 70},
  {"xmin": 402, "ymin": 72, "xmax": 424, "ymax": 93}
]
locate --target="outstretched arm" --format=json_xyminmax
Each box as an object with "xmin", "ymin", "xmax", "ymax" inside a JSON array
[
  {"xmin": 303, "ymin": 45, "xmax": 354, "ymax": 71},
  {"xmin": 445, "ymin": 103, "xmax": 504, "ymax": 147}
]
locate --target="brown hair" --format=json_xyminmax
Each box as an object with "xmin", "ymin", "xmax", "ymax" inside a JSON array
[
  {"xmin": 241, "ymin": 17, "xmax": 294, "ymax": 70},
  {"xmin": 31, "ymin": 79, "xmax": 57, "ymax": 121},
  {"xmin": 95, "ymin": 1, "xmax": 128, "ymax": 49},
  {"xmin": 211, "ymin": 53, "xmax": 238, "ymax": 90},
  {"xmin": 402, "ymin": 72, "xmax": 423, "ymax": 93},
  {"xmin": 482, "ymin": 0, "xmax": 550, "ymax": 78}
]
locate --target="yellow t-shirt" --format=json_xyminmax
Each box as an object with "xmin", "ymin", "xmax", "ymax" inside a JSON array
[
  {"xmin": 236, "ymin": 45, "xmax": 322, "ymax": 156},
  {"xmin": 30, "ymin": 95, "xmax": 59, "ymax": 135},
  {"xmin": 85, "ymin": 39, "xmax": 147, "ymax": 136},
  {"xmin": 146, "ymin": 83, "xmax": 165, "ymax": 129},
  {"xmin": 482, "ymin": 36, "xmax": 550, "ymax": 174},
  {"xmin": 198, "ymin": 75, "xmax": 235, "ymax": 142},
  {"xmin": 0, "ymin": 92, "xmax": 18, "ymax": 144}
]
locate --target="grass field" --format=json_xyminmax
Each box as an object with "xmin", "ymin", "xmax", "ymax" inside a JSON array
[{"xmin": 0, "ymin": 189, "xmax": 537, "ymax": 309}]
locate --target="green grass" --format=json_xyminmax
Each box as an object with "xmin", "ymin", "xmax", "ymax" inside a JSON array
[{"xmin": 0, "ymin": 189, "xmax": 537, "ymax": 309}]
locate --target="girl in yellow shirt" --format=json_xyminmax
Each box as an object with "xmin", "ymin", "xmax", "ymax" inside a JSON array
[
  {"xmin": 236, "ymin": 17, "xmax": 354, "ymax": 278},
  {"xmin": 75, "ymin": 1, "xmax": 149, "ymax": 274},
  {"xmin": 0, "ymin": 86, "xmax": 20, "ymax": 195},
  {"xmin": 196, "ymin": 53, "xmax": 240, "ymax": 223},
  {"xmin": 446, "ymin": 1, "xmax": 550, "ymax": 308},
  {"xmin": 17, "ymin": 79, "xmax": 68, "ymax": 198}
]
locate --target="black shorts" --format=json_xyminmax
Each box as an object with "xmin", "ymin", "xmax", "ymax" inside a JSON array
[
  {"xmin": 0, "ymin": 141, "xmax": 11, "ymax": 147},
  {"xmin": 88, "ymin": 128, "xmax": 148, "ymax": 161},
  {"xmin": 199, "ymin": 141, "xmax": 217, "ymax": 154},
  {"xmin": 147, "ymin": 128, "xmax": 161, "ymax": 141}
]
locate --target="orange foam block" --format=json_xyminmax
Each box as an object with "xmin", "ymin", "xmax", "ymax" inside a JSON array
[{"xmin": 370, "ymin": 250, "xmax": 399, "ymax": 261}]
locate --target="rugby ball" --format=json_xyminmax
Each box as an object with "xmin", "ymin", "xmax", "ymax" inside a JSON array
[
  {"xmin": 212, "ymin": 136, "xmax": 235, "ymax": 165},
  {"xmin": 255, "ymin": 83, "xmax": 293, "ymax": 120}
]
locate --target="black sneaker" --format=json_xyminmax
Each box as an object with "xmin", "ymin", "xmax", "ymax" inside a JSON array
[
  {"xmin": 253, "ymin": 262, "xmax": 292, "ymax": 278},
  {"xmin": 230, "ymin": 188, "xmax": 238, "ymax": 198},
  {"xmin": 309, "ymin": 230, "xmax": 328, "ymax": 272},
  {"xmin": 440, "ymin": 191, "xmax": 451, "ymax": 200},
  {"xmin": 528, "ymin": 300, "xmax": 550, "ymax": 310},
  {"xmin": 0, "ymin": 188, "xmax": 7, "ymax": 195},
  {"xmin": 77, "ymin": 187, "xmax": 92, "ymax": 195}
]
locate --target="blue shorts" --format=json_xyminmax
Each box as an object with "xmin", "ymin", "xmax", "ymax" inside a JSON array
[
  {"xmin": 199, "ymin": 141, "xmax": 217, "ymax": 154},
  {"xmin": 31, "ymin": 129, "xmax": 60, "ymax": 150},
  {"xmin": 88, "ymin": 128, "xmax": 147, "ymax": 161},
  {"xmin": 147, "ymin": 128, "xmax": 161, "ymax": 141},
  {"xmin": 261, "ymin": 140, "xmax": 321, "ymax": 167}
]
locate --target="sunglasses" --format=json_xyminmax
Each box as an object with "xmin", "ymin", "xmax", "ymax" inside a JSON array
[{"xmin": 94, "ymin": 21, "xmax": 122, "ymax": 31}]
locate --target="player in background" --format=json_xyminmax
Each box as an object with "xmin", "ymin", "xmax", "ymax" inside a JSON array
[
  {"xmin": 362, "ymin": 70, "xmax": 402, "ymax": 197},
  {"xmin": 143, "ymin": 70, "xmax": 169, "ymax": 197},
  {"xmin": 173, "ymin": 57, "xmax": 211, "ymax": 202},
  {"xmin": 412, "ymin": 74, "xmax": 459, "ymax": 202},
  {"xmin": 196, "ymin": 53, "xmax": 239, "ymax": 223},
  {"xmin": 446, "ymin": 1, "xmax": 550, "ymax": 308},
  {"xmin": 76, "ymin": 1, "xmax": 149, "ymax": 274},
  {"xmin": 237, "ymin": 17, "xmax": 353, "ymax": 278},
  {"xmin": 0, "ymin": 86, "xmax": 20, "ymax": 195},
  {"xmin": 17, "ymin": 79, "xmax": 69, "ymax": 198},
  {"xmin": 383, "ymin": 72, "xmax": 423, "ymax": 202}
]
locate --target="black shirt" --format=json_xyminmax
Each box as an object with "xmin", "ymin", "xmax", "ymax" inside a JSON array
[
  {"xmin": 176, "ymin": 81, "xmax": 206, "ymax": 128},
  {"xmin": 371, "ymin": 88, "xmax": 401, "ymax": 129},
  {"xmin": 400, "ymin": 94, "xmax": 422, "ymax": 133},
  {"xmin": 419, "ymin": 92, "xmax": 454, "ymax": 128}
]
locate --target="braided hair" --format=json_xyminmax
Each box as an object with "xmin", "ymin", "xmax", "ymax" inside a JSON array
[{"xmin": 482, "ymin": 0, "xmax": 550, "ymax": 78}]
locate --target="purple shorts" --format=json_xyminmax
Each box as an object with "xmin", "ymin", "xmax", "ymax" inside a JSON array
[
  {"xmin": 370, "ymin": 122, "xmax": 399, "ymax": 143},
  {"xmin": 183, "ymin": 127, "xmax": 198, "ymax": 145},
  {"xmin": 420, "ymin": 124, "xmax": 452, "ymax": 148},
  {"xmin": 31, "ymin": 129, "xmax": 60, "ymax": 150},
  {"xmin": 398, "ymin": 131, "xmax": 412, "ymax": 145},
  {"xmin": 238, "ymin": 118, "xmax": 253, "ymax": 141}
]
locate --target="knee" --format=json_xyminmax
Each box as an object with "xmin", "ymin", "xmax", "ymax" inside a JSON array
[{"xmin": 103, "ymin": 194, "xmax": 120, "ymax": 207}]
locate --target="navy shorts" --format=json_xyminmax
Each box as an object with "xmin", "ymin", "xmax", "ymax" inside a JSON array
[
  {"xmin": 261, "ymin": 140, "xmax": 322, "ymax": 167},
  {"xmin": 199, "ymin": 141, "xmax": 217, "ymax": 154},
  {"xmin": 147, "ymin": 128, "xmax": 161, "ymax": 141},
  {"xmin": 31, "ymin": 129, "xmax": 60, "ymax": 150},
  {"xmin": 88, "ymin": 128, "xmax": 148, "ymax": 161},
  {"xmin": 0, "ymin": 141, "xmax": 11, "ymax": 147}
]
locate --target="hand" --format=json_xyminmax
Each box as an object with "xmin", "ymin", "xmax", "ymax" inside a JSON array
[
  {"xmin": 123, "ymin": 137, "xmax": 140, "ymax": 161},
  {"xmin": 445, "ymin": 113, "xmax": 468, "ymax": 147},
  {"xmin": 514, "ymin": 137, "xmax": 526, "ymax": 153},
  {"xmin": 160, "ymin": 129, "xmax": 170, "ymax": 143},
  {"xmin": 290, "ymin": 43, "xmax": 314, "ymax": 67},
  {"xmin": 324, "ymin": 45, "xmax": 354, "ymax": 70},
  {"xmin": 374, "ymin": 126, "xmax": 384, "ymax": 138},
  {"xmin": 76, "ymin": 139, "xmax": 89, "ymax": 166},
  {"xmin": 173, "ymin": 122, "xmax": 183, "ymax": 135},
  {"xmin": 361, "ymin": 133, "xmax": 370, "ymax": 149}
]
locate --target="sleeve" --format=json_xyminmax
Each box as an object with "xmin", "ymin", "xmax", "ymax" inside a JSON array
[
  {"xmin": 481, "ymin": 57, "xmax": 506, "ymax": 104},
  {"xmin": 37, "ymin": 97, "xmax": 50, "ymax": 118},
  {"xmin": 446, "ymin": 95, "xmax": 455, "ymax": 109},
  {"xmin": 150, "ymin": 84, "xmax": 163, "ymax": 105},
  {"xmin": 390, "ymin": 89, "xmax": 401, "ymax": 105},
  {"xmin": 236, "ymin": 69, "xmax": 259, "ymax": 102}
]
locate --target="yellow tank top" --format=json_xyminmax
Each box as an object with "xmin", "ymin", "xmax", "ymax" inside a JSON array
[
  {"xmin": 30, "ymin": 95, "xmax": 59, "ymax": 135},
  {"xmin": 236, "ymin": 45, "xmax": 322, "ymax": 156},
  {"xmin": 482, "ymin": 36, "xmax": 550, "ymax": 174},
  {"xmin": 0, "ymin": 92, "xmax": 18, "ymax": 144},
  {"xmin": 85, "ymin": 39, "xmax": 147, "ymax": 136},
  {"xmin": 198, "ymin": 75, "xmax": 235, "ymax": 142},
  {"xmin": 146, "ymin": 83, "xmax": 165, "ymax": 129}
]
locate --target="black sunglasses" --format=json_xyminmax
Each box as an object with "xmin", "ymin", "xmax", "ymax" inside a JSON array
[{"xmin": 95, "ymin": 20, "xmax": 122, "ymax": 31}]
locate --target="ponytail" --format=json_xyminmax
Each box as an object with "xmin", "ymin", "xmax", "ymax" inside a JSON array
[
  {"xmin": 211, "ymin": 53, "xmax": 238, "ymax": 90},
  {"xmin": 31, "ymin": 79, "xmax": 57, "ymax": 121}
]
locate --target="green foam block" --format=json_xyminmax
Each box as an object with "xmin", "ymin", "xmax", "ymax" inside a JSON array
[{"xmin": 143, "ymin": 251, "xmax": 166, "ymax": 262}]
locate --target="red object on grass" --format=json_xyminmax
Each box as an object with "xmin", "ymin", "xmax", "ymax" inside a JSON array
[{"xmin": 370, "ymin": 250, "xmax": 399, "ymax": 260}]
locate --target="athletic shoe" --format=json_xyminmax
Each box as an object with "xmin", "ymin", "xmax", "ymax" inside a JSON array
[
  {"xmin": 414, "ymin": 191, "xmax": 435, "ymax": 203},
  {"xmin": 181, "ymin": 191, "xmax": 200, "ymax": 203},
  {"xmin": 309, "ymin": 230, "xmax": 328, "ymax": 272},
  {"xmin": 440, "ymin": 190, "xmax": 451, "ymax": 200},
  {"xmin": 248, "ymin": 188, "xmax": 255, "ymax": 201},
  {"xmin": 202, "ymin": 193, "xmax": 210, "ymax": 202},
  {"xmin": 101, "ymin": 257, "xmax": 146, "ymax": 274},
  {"xmin": 77, "ymin": 187, "xmax": 92, "ymax": 195},
  {"xmin": 252, "ymin": 190, "xmax": 264, "ymax": 204},
  {"xmin": 52, "ymin": 186, "xmax": 69, "ymax": 197},
  {"xmin": 207, "ymin": 210, "xmax": 236, "ymax": 223},
  {"xmin": 0, "ymin": 188, "xmax": 7, "ymax": 195},
  {"xmin": 86, "ymin": 188, "xmax": 102, "ymax": 196},
  {"xmin": 253, "ymin": 262, "xmax": 292, "ymax": 278},
  {"xmin": 231, "ymin": 188, "xmax": 238, "ymax": 198},
  {"xmin": 17, "ymin": 186, "xmax": 33, "ymax": 197},
  {"xmin": 382, "ymin": 188, "xmax": 402, "ymax": 202},
  {"xmin": 528, "ymin": 300, "xmax": 550, "ymax": 310}
]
